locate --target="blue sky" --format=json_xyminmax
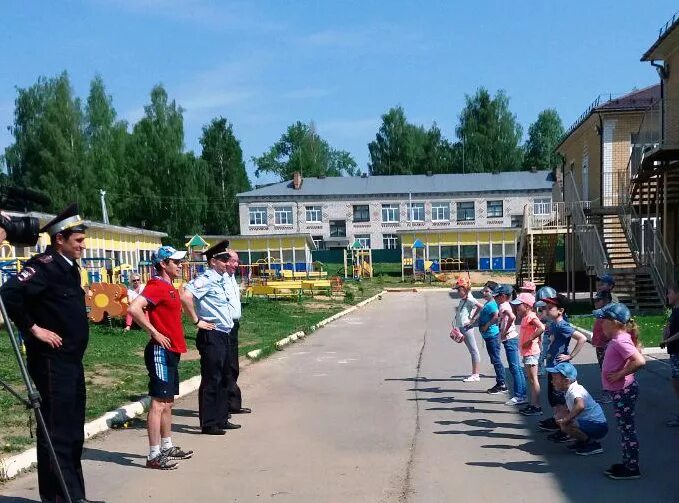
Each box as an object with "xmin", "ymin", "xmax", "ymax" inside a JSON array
[{"xmin": 1, "ymin": 1, "xmax": 677, "ymax": 184}]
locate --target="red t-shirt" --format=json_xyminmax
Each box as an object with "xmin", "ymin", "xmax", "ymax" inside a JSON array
[{"xmin": 142, "ymin": 278, "xmax": 187, "ymax": 354}]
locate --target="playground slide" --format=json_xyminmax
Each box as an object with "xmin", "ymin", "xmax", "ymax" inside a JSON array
[{"xmin": 361, "ymin": 261, "xmax": 372, "ymax": 277}]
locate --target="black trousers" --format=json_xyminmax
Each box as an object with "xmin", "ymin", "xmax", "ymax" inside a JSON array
[
  {"xmin": 227, "ymin": 320, "xmax": 242, "ymax": 411},
  {"xmin": 27, "ymin": 354, "xmax": 86, "ymax": 502},
  {"xmin": 196, "ymin": 329, "xmax": 231, "ymax": 427}
]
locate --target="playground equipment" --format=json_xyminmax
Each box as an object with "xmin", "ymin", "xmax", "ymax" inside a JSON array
[
  {"xmin": 85, "ymin": 283, "xmax": 128, "ymax": 322},
  {"xmin": 344, "ymin": 240, "xmax": 373, "ymax": 280},
  {"xmin": 80, "ymin": 257, "xmax": 134, "ymax": 285}
]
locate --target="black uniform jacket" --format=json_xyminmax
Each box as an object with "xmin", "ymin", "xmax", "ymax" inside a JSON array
[{"xmin": 0, "ymin": 247, "xmax": 89, "ymax": 360}]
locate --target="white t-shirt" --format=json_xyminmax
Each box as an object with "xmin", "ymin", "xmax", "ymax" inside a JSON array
[
  {"xmin": 127, "ymin": 285, "xmax": 144, "ymax": 302},
  {"xmin": 566, "ymin": 382, "xmax": 606, "ymax": 424},
  {"xmin": 499, "ymin": 301, "xmax": 518, "ymax": 340},
  {"xmin": 454, "ymin": 292, "xmax": 478, "ymax": 327}
]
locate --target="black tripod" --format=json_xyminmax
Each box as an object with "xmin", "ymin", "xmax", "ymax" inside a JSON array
[{"xmin": 0, "ymin": 295, "xmax": 72, "ymax": 503}]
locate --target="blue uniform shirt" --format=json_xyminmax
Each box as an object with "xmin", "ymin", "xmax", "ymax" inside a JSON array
[
  {"xmin": 185, "ymin": 268, "xmax": 234, "ymax": 334},
  {"xmin": 546, "ymin": 319, "xmax": 575, "ymax": 366},
  {"xmin": 479, "ymin": 299, "xmax": 500, "ymax": 339}
]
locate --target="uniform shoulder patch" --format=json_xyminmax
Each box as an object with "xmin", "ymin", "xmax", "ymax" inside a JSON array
[
  {"xmin": 37, "ymin": 255, "xmax": 53, "ymax": 264},
  {"xmin": 17, "ymin": 266, "xmax": 37, "ymax": 282}
]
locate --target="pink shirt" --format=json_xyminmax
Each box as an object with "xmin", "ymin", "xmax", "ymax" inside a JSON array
[
  {"xmin": 519, "ymin": 311, "xmax": 542, "ymax": 356},
  {"xmin": 499, "ymin": 301, "xmax": 518, "ymax": 340},
  {"xmin": 591, "ymin": 319, "xmax": 607, "ymax": 348},
  {"xmin": 601, "ymin": 331, "xmax": 638, "ymax": 391}
]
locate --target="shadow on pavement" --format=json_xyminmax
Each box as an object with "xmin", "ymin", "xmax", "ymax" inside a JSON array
[
  {"xmin": 172, "ymin": 408, "xmax": 200, "ymax": 418},
  {"xmin": 408, "ymin": 396, "xmax": 503, "ymax": 405},
  {"xmin": 466, "ymin": 460, "xmax": 551, "ymax": 474},
  {"xmin": 434, "ymin": 428, "xmax": 531, "ymax": 440},
  {"xmin": 83, "ymin": 447, "xmax": 146, "ymax": 468},
  {"xmin": 426, "ymin": 406, "xmax": 516, "ymax": 415},
  {"xmin": 436, "ymin": 418, "xmax": 525, "ymax": 430}
]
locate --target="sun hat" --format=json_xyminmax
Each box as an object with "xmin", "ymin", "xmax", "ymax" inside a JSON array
[
  {"xmin": 151, "ymin": 245, "xmax": 187, "ymax": 265},
  {"xmin": 592, "ymin": 303, "xmax": 631, "ymax": 324},
  {"xmin": 510, "ymin": 292, "xmax": 535, "ymax": 307},
  {"xmin": 492, "ymin": 284, "xmax": 513, "ymax": 297},
  {"xmin": 546, "ymin": 362, "xmax": 577, "ymax": 381},
  {"xmin": 520, "ymin": 281, "xmax": 536, "ymax": 293},
  {"xmin": 454, "ymin": 276, "xmax": 471, "ymax": 290},
  {"xmin": 596, "ymin": 274, "xmax": 615, "ymax": 286}
]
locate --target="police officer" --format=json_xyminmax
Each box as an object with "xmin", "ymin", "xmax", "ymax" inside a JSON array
[
  {"xmin": 223, "ymin": 248, "xmax": 251, "ymax": 415},
  {"xmin": 180, "ymin": 240, "xmax": 241, "ymax": 435},
  {"xmin": 1, "ymin": 204, "xmax": 105, "ymax": 503}
]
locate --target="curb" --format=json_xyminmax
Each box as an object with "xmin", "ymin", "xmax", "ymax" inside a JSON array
[{"xmin": 0, "ymin": 290, "xmax": 386, "ymax": 481}]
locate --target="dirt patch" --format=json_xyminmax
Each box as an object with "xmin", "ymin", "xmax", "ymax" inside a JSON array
[
  {"xmin": 86, "ymin": 366, "xmax": 120, "ymax": 387},
  {"xmin": 434, "ymin": 271, "xmax": 516, "ymax": 286},
  {"xmin": 303, "ymin": 302, "xmax": 340, "ymax": 310},
  {"xmin": 182, "ymin": 348, "xmax": 201, "ymax": 361}
]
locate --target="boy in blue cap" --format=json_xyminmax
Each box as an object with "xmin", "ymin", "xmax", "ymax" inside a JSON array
[
  {"xmin": 596, "ymin": 274, "xmax": 618, "ymax": 303},
  {"xmin": 548, "ymin": 362, "xmax": 608, "ymax": 456}
]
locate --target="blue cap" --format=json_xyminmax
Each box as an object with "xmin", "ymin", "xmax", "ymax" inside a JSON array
[
  {"xmin": 492, "ymin": 284, "xmax": 513, "ymax": 296},
  {"xmin": 546, "ymin": 362, "xmax": 578, "ymax": 380},
  {"xmin": 151, "ymin": 245, "xmax": 187, "ymax": 265},
  {"xmin": 536, "ymin": 286, "xmax": 557, "ymax": 301},
  {"xmin": 597, "ymin": 274, "xmax": 615, "ymax": 286},
  {"xmin": 592, "ymin": 302, "xmax": 631, "ymax": 324}
]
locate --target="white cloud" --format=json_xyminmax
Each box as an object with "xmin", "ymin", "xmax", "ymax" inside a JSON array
[
  {"xmin": 317, "ymin": 117, "xmax": 379, "ymax": 140},
  {"xmin": 182, "ymin": 90, "xmax": 254, "ymax": 113}
]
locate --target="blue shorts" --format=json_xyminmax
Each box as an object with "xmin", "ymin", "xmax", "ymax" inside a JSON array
[
  {"xmin": 144, "ymin": 342, "xmax": 181, "ymax": 399},
  {"xmin": 577, "ymin": 419, "xmax": 608, "ymax": 440},
  {"xmin": 670, "ymin": 353, "xmax": 679, "ymax": 379}
]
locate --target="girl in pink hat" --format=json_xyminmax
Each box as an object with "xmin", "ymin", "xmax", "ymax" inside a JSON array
[{"xmin": 511, "ymin": 293, "xmax": 545, "ymax": 416}]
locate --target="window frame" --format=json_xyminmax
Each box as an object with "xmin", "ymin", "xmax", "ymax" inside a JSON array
[
  {"xmin": 353, "ymin": 204, "xmax": 370, "ymax": 223},
  {"xmin": 533, "ymin": 197, "xmax": 552, "ymax": 215},
  {"xmin": 409, "ymin": 202, "xmax": 425, "ymax": 222},
  {"xmin": 381, "ymin": 203, "xmax": 400, "ymax": 223},
  {"xmin": 354, "ymin": 233, "xmax": 371, "ymax": 248},
  {"xmin": 274, "ymin": 206, "xmax": 294, "ymax": 225},
  {"xmin": 329, "ymin": 220, "xmax": 347, "ymax": 238},
  {"xmin": 249, "ymin": 206, "xmax": 268, "ymax": 226},
  {"xmin": 383, "ymin": 234, "xmax": 399, "ymax": 250},
  {"xmin": 486, "ymin": 200, "xmax": 504, "ymax": 218},
  {"xmin": 431, "ymin": 202, "xmax": 450, "ymax": 222},
  {"xmin": 305, "ymin": 205, "xmax": 322, "ymax": 223},
  {"xmin": 456, "ymin": 201, "xmax": 475, "ymax": 222}
]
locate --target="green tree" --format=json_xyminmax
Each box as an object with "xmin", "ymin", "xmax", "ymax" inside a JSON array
[
  {"xmin": 4, "ymin": 72, "xmax": 89, "ymax": 212},
  {"xmin": 199, "ymin": 117, "xmax": 251, "ymax": 234},
  {"xmin": 523, "ymin": 108, "xmax": 564, "ymax": 171},
  {"xmin": 368, "ymin": 107, "xmax": 455, "ymax": 175},
  {"xmin": 83, "ymin": 75, "xmax": 130, "ymax": 222},
  {"xmin": 123, "ymin": 84, "xmax": 207, "ymax": 244},
  {"xmin": 253, "ymin": 121, "xmax": 357, "ymax": 180},
  {"xmin": 455, "ymin": 88, "xmax": 524, "ymax": 173}
]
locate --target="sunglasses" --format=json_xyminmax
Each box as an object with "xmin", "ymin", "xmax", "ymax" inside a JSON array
[{"xmin": 132, "ymin": 279, "xmax": 140, "ymax": 282}]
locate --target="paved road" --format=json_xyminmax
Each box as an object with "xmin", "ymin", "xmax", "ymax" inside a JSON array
[{"xmin": 1, "ymin": 291, "xmax": 677, "ymax": 502}]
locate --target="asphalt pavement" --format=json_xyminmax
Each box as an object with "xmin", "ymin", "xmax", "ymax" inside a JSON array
[{"xmin": 1, "ymin": 290, "xmax": 677, "ymax": 502}]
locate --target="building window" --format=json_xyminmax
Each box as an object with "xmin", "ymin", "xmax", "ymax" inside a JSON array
[
  {"xmin": 305, "ymin": 205, "xmax": 322, "ymax": 223},
  {"xmin": 249, "ymin": 207, "xmax": 267, "ymax": 226},
  {"xmin": 382, "ymin": 204, "xmax": 399, "ymax": 223},
  {"xmin": 353, "ymin": 204, "xmax": 370, "ymax": 223},
  {"xmin": 431, "ymin": 203, "xmax": 450, "ymax": 221},
  {"xmin": 533, "ymin": 198, "xmax": 552, "ymax": 215},
  {"xmin": 274, "ymin": 206, "xmax": 293, "ymax": 225},
  {"xmin": 457, "ymin": 201, "xmax": 475, "ymax": 222},
  {"xmin": 330, "ymin": 220, "xmax": 346, "ymax": 237},
  {"xmin": 355, "ymin": 234, "xmax": 371, "ymax": 248},
  {"xmin": 312, "ymin": 235, "xmax": 325, "ymax": 250},
  {"xmin": 487, "ymin": 200, "xmax": 503, "ymax": 218},
  {"xmin": 409, "ymin": 203, "xmax": 425, "ymax": 222},
  {"xmin": 383, "ymin": 234, "xmax": 399, "ymax": 249}
]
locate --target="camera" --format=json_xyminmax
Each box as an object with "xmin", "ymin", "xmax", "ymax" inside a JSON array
[
  {"xmin": 0, "ymin": 213, "xmax": 40, "ymax": 246},
  {"xmin": 0, "ymin": 185, "xmax": 50, "ymax": 246}
]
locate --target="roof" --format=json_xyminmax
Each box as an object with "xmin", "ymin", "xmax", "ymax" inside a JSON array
[
  {"xmin": 642, "ymin": 10, "xmax": 679, "ymax": 61},
  {"xmin": 186, "ymin": 234, "xmax": 209, "ymax": 247},
  {"xmin": 8, "ymin": 210, "xmax": 167, "ymax": 237},
  {"xmin": 196, "ymin": 233, "xmax": 317, "ymax": 249},
  {"xmin": 556, "ymin": 85, "xmax": 660, "ymax": 150},
  {"xmin": 238, "ymin": 171, "xmax": 553, "ymax": 199}
]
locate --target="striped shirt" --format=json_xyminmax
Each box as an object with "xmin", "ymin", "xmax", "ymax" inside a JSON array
[{"xmin": 185, "ymin": 268, "xmax": 234, "ymax": 333}]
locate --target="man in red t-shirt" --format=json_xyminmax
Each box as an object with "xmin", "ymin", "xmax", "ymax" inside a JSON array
[{"xmin": 129, "ymin": 246, "xmax": 192, "ymax": 470}]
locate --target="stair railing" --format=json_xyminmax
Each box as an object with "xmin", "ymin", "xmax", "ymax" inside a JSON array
[
  {"xmin": 565, "ymin": 171, "xmax": 609, "ymax": 276},
  {"xmin": 515, "ymin": 203, "xmax": 531, "ymax": 281}
]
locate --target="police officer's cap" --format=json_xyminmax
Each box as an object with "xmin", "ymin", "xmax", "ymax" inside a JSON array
[
  {"xmin": 204, "ymin": 239, "xmax": 230, "ymax": 261},
  {"xmin": 40, "ymin": 203, "xmax": 88, "ymax": 237}
]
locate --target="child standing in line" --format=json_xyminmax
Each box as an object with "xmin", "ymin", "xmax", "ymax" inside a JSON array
[
  {"xmin": 512, "ymin": 293, "xmax": 545, "ymax": 416},
  {"xmin": 519, "ymin": 281, "xmax": 536, "ymax": 295},
  {"xmin": 549, "ymin": 362, "xmax": 609, "ymax": 456},
  {"xmin": 596, "ymin": 303, "xmax": 646, "ymax": 480},
  {"xmin": 452, "ymin": 276, "xmax": 484, "ymax": 382},
  {"xmin": 591, "ymin": 290, "xmax": 613, "ymax": 403},
  {"xmin": 535, "ymin": 296, "xmax": 587, "ymax": 442},
  {"xmin": 494, "ymin": 285, "xmax": 527, "ymax": 406},
  {"xmin": 661, "ymin": 283, "xmax": 679, "ymax": 427},
  {"xmin": 536, "ymin": 286, "xmax": 557, "ymax": 376},
  {"xmin": 466, "ymin": 281, "xmax": 506, "ymax": 394}
]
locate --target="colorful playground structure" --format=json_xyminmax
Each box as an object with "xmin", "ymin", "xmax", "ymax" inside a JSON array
[{"xmin": 343, "ymin": 241, "xmax": 373, "ymax": 280}]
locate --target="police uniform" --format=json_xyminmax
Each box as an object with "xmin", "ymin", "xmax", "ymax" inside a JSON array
[
  {"xmin": 0, "ymin": 204, "xmax": 93, "ymax": 503},
  {"xmin": 223, "ymin": 269, "xmax": 244, "ymax": 412},
  {"xmin": 185, "ymin": 241, "xmax": 235, "ymax": 429}
]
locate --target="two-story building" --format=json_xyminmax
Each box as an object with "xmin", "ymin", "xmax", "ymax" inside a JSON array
[{"xmin": 236, "ymin": 170, "xmax": 554, "ymax": 272}]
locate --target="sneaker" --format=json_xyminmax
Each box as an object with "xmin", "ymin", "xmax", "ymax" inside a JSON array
[
  {"xmin": 463, "ymin": 374, "xmax": 481, "ymax": 382},
  {"xmin": 575, "ymin": 441, "xmax": 603, "ymax": 456},
  {"xmin": 520, "ymin": 405, "xmax": 543, "ymax": 416},
  {"xmin": 666, "ymin": 416, "xmax": 679, "ymax": 427},
  {"xmin": 604, "ymin": 463, "xmax": 625, "ymax": 476},
  {"xmin": 566, "ymin": 440, "xmax": 587, "ymax": 451},
  {"xmin": 504, "ymin": 396, "xmax": 523, "ymax": 406},
  {"xmin": 547, "ymin": 431, "xmax": 570, "ymax": 443},
  {"xmin": 162, "ymin": 446, "xmax": 193, "ymax": 460},
  {"xmin": 486, "ymin": 384, "xmax": 508, "ymax": 394},
  {"xmin": 146, "ymin": 453, "xmax": 178, "ymax": 470},
  {"xmin": 607, "ymin": 465, "xmax": 641, "ymax": 480},
  {"xmin": 538, "ymin": 417, "xmax": 560, "ymax": 431}
]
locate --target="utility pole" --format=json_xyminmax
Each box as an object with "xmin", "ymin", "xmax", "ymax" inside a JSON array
[{"xmin": 100, "ymin": 189, "xmax": 109, "ymax": 224}]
